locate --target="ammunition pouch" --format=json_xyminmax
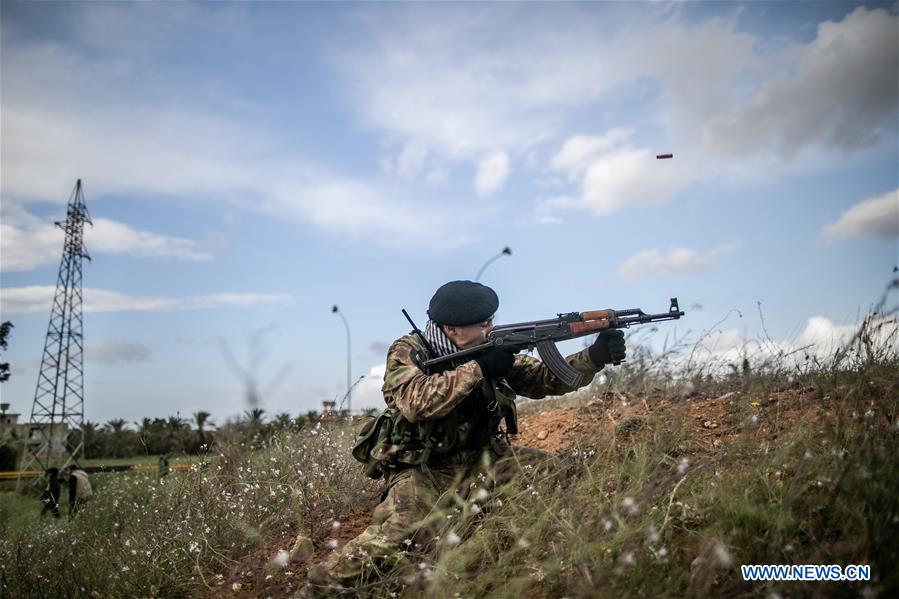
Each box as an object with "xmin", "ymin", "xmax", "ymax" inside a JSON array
[
  {"xmin": 351, "ymin": 379, "xmax": 519, "ymax": 479},
  {"xmin": 351, "ymin": 409, "xmax": 395, "ymax": 480}
]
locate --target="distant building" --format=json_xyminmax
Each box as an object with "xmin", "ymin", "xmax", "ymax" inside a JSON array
[
  {"xmin": 0, "ymin": 403, "xmax": 69, "ymax": 469},
  {"xmin": 0, "ymin": 403, "xmax": 18, "ymax": 429}
]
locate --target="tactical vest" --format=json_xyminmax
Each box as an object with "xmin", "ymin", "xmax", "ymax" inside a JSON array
[{"xmin": 352, "ymin": 353, "xmax": 518, "ymax": 480}]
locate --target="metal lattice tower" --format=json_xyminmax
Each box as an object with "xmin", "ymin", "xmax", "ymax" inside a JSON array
[{"xmin": 19, "ymin": 179, "xmax": 92, "ymax": 479}]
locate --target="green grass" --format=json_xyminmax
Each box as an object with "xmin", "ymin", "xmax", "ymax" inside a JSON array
[
  {"xmin": 80, "ymin": 453, "xmax": 203, "ymax": 468},
  {"xmin": 0, "ymin": 422, "xmax": 380, "ymax": 597},
  {"xmin": 0, "ymin": 489, "xmax": 44, "ymax": 537}
]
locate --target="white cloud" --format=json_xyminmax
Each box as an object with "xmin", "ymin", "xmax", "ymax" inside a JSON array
[
  {"xmin": 331, "ymin": 4, "xmax": 632, "ymax": 169},
  {"xmin": 475, "ymin": 151, "xmax": 510, "ymax": 197},
  {"xmin": 796, "ymin": 316, "xmax": 859, "ymax": 352},
  {"xmin": 337, "ymin": 5, "xmax": 896, "ymax": 217},
  {"xmin": 4, "ymin": 2, "xmax": 895, "ymax": 239},
  {"xmin": 85, "ymin": 338, "xmax": 152, "ymax": 364},
  {"xmin": 541, "ymin": 8, "xmax": 897, "ymax": 220},
  {"xmin": 696, "ymin": 329, "xmax": 747, "ymax": 355},
  {"xmin": 547, "ymin": 131, "xmax": 693, "ymax": 217},
  {"xmin": 0, "ymin": 207, "xmax": 212, "ymax": 273},
  {"xmin": 91, "ymin": 218, "xmax": 212, "ymax": 261},
  {"xmin": 550, "ymin": 130, "xmax": 632, "ymax": 179},
  {"xmin": 691, "ymin": 315, "xmax": 899, "ymax": 371},
  {"xmin": 0, "ymin": 15, "xmax": 472, "ymax": 251},
  {"xmin": 701, "ymin": 7, "xmax": 898, "ymax": 159},
  {"xmin": 0, "ymin": 286, "xmax": 295, "ymax": 315},
  {"xmin": 350, "ymin": 363, "xmax": 387, "ymax": 413},
  {"xmin": 824, "ymin": 190, "xmax": 899, "ymax": 240},
  {"xmin": 0, "ymin": 207, "xmax": 64, "ymax": 272},
  {"xmin": 618, "ymin": 243, "xmax": 740, "ymax": 280},
  {"xmin": 381, "ymin": 142, "xmax": 429, "ymax": 180},
  {"xmin": 581, "ymin": 147, "xmax": 689, "ymax": 215},
  {"xmin": 532, "ymin": 195, "xmax": 579, "ymax": 225}
]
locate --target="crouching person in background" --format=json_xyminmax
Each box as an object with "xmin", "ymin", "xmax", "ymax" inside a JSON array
[
  {"xmin": 64, "ymin": 464, "xmax": 92, "ymax": 519},
  {"xmin": 40, "ymin": 467, "xmax": 62, "ymax": 519}
]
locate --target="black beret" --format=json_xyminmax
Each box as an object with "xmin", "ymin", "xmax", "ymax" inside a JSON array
[{"xmin": 428, "ymin": 280, "xmax": 499, "ymax": 326}]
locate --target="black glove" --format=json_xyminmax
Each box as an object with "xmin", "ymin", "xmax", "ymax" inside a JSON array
[
  {"xmin": 475, "ymin": 347, "xmax": 516, "ymax": 379},
  {"xmin": 588, "ymin": 329, "xmax": 626, "ymax": 367}
]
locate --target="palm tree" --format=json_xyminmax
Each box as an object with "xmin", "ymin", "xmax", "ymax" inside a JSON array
[
  {"xmin": 137, "ymin": 418, "xmax": 169, "ymax": 455},
  {"xmin": 242, "ymin": 408, "xmax": 266, "ymax": 441},
  {"xmin": 243, "ymin": 408, "xmax": 266, "ymax": 425},
  {"xmin": 272, "ymin": 412, "xmax": 293, "ymax": 431},
  {"xmin": 72, "ymin": 421, "xmax": 101, "ymax": 459},
  {"xmin": 165, "ymin": 415, "xmax": 189, "ymax": 453},
  {"xmin": 192, "ymin": 411, "xmax": 213, "ymax": 452},
  {"xmin": 103, "ymin": 418, "xmax": 131, "ymax": 458}
]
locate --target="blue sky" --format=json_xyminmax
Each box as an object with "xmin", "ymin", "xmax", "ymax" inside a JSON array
[{"xmin": 1, "ymin": 1, "xmax": 897, "ymax": 426}]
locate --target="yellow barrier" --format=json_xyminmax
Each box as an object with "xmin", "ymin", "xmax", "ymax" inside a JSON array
[
  {"xmin": 0, "ymin": 462, "xmax": 197, "ymax": 480},
  {"xmin": 0, "ymin": 470, "xmax": 42, "ymax": 480}
]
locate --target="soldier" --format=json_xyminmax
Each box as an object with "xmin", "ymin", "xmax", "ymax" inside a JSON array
[
  {"xmin": 300, "ymin": 281, "xmax": 626, "ymax": 595},
  {"xmin": 64, "ymin": 464, "xmax": 93, "ymax": 519}
]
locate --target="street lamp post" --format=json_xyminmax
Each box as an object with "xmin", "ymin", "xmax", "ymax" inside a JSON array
[
  {"xmin": 475, "ymin": 246, "xmax": 512, "ymax": 281},
  {"xmin": 331, "ymin": 305, "xmax": 352, "ymax": 414}
]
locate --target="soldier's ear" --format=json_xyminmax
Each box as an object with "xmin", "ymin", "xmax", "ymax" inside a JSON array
[{"xmin": 442, "ymin": 324, "xmax": 460, "ymax": 344}]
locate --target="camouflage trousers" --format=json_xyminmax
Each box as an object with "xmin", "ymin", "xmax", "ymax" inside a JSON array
[{"xmin": 306, "ymin": 445, "xmax": 554, "ymax": 591}]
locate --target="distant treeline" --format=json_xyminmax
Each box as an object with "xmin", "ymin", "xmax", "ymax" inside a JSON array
[{"xmin": 77, "ymin": 408, "xmax": 337, "ymax": 459}]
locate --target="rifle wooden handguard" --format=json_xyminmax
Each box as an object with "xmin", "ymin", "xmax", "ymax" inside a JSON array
[{"xmin": 569, "ymin": 318, "xmax": 611, "ymax": 337}]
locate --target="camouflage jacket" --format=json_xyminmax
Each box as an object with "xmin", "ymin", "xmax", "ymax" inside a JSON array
[{"xmin": 376, "ymin": 333, "xmax": 601, "ymax": 465}]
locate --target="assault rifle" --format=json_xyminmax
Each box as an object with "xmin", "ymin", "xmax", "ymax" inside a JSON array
[{"xmin": 404, "ymin": 298, "xmax": 685, "ymax": 388}]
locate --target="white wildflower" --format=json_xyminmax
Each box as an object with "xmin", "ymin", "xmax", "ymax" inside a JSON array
[
  {"xmin": 446, "ymin": 533, "xmax": 461, "ymax": 545},
  {"xmin": 271, "ymin": 550, "xmax": 290, "ymax": 567},
  {"xmin": 677, "ymin": 458, "xmax": 690, "ymax": 475},
  {"xmin": 712, "ymin": 540, "xmax": 733, "ymax": 567},
  {"xmin": 621, "ymin": 496, "xmax": 640, "ymax": 516}
]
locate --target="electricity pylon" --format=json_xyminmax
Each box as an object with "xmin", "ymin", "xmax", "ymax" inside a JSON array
[{"xmin": 18, "ymin": 180, "xmax": 92, "ymax": 483}]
